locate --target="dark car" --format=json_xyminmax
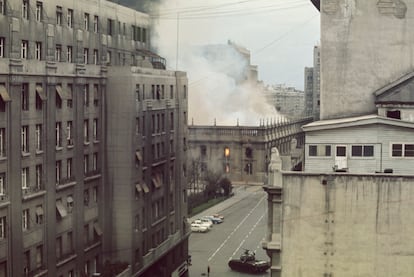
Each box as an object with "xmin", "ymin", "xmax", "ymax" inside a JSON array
[
  {"xmin": 228, "ymin": 249, "xmax": 270, "ymax": 274},
  {"xmin": 204, "ymin": 215, "xmax": 223, "ymax": 224}
]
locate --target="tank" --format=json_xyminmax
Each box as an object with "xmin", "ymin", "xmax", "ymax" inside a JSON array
[{"xmin": 228, "ymin": 249, "xmax": 270, "ymax": 274}]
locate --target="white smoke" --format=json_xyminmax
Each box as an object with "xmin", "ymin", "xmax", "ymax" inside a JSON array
[{"xmin": 150, "ymin": 1, "xmax": 282, "ymax": 126}]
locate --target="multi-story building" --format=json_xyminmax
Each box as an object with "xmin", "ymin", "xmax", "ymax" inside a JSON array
[
  {"xmin": 0, "ymin": 0, "xmax": 189, "ymax": 276},
  {"xmin": 263, "ymin": 84, "xmax": 305, "ymax": 118},
  {"xmin": 304, "ymin": 45, "xmax": 320, "ymax": 119}
]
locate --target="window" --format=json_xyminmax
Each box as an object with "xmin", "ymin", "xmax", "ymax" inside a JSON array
[
  {"xmin": 67, "ymin": 121, "xmax": 73, "ymax": 146},
  {"xmin": 56, "ymin": 236, "xmax": 62, "ymax": 259},
  {"xmin": 56, "ymin": 160, "xmax": 61, "ymax": 184},
  {"xmin": 67, "ymin": 195, "xmax": 73, "ymax": 213},
  {"xmin": 142, "ymin": 28, "xmax": 147, "ymax": 43},
  {"xmin": 84, "ymin": 120, "xmax": 89, "ymax": 143},
  {"xmin": 0, "ymin": 0, "xmax": 5, "ymax": 15},
  {"xmin": 84, "ymin": 189, "xmax": 89, "ymax": 206},
  {"xmin": 93, "ymin": 49, "xmax": 98, "ymax": 65},
  {"xmin": 67, "ymin": 84, "xmax": 73, "ymax": 107},
  {"xmin": 67, "ymin": 46, "xmax": 72, "ymax": 63},
  {"xmin": 67, "ymin": 9, "xmax": 73, "ymax": 28},
  {"xmin": 351, "ymin": 145, "xmax": 374, "ymax": 157},
  {"xmin": 93, "ymin": 186, "xmax": 98, "ymax": 203},
  {"xmin": 21, "ymin": 125, "xmax": 29, "ymax": 153},
  {"xmin": 183, "ymin": 85, "xmax": 187, "ymax": 98},
  {"xmin": 0, "ymin": 174, "xmax": 4, "ymax": 196},
  {"xmin": 224, "ymin": 147, "xmax": 230, "ymax": 157},
  {"xmin": 21, "ymin": 40, "xmax": 28, "ymax": 59},
  {"xmin": 93, "ymin": 84, "xmax": 99, "ymax": 106},
  {"xmin": 55, "ymin": 44, "xmax": 61, "ymax": 62},
  {"xmin": 200, "ymin": 145, "xmax": 207, "ymax": 157},
  {"xmin": 84, "ymin": 155, "xmax": 89, "ymax": 174},
  {"xmin": 35, "ymin": 1, "xmax": 42, "ymax": 21},
  {"xmin": 35, "ymin": 42, "xmax": 41, "ymax": 60},
  {"xmin": 245, "ymin": 147, "xmax": 253, "ymax": 158},
  {"xmin": 35, "ymin": 124, "xmax": 42, "ymax": 151},
  {"xmin": 22, "ymin": 0, "xmax": 29, "ymax": 19},
  {"xmin": 92, "ymin": 153, "xmax": 97, "ymax": 171},
  {"xmin": 35, "ymin": 164, "xmax": 42, "ymax": 189},
  {"xmin": 309, "ymin": 145, "xmax": 331, "ymax": 157},
  {"xmin": 83, "ymin": 48, "xmax": 88, "ymax": 64},
  {"xmin": 56, "ymin": 6, "xmax": 62, "ymax": 25},
  {"xmin": 245, "ymin": 162, "xmax": 253, "ymax": 174},
  {"xmin": 107, "ymin": 19, "xmax": 113, "ymax": 36},
  {"xmin": 0, "ymin": 217, "xmax": 5, "ymax": 239},
  {"xmin": 36, "ymin": 245, "xmax": 43, "ymax": 268},
  {"xmin": 84, "ymin": 13, "xmax": 89, "ymax": 31},
  {"xmin": 35, "ymin": 84, "xmax": 44, "ymax": 110},
  {"xmin": 84, "ymin": 85, "xmax": 89, "ymax": 106},
  {"xmin": 35, "ymin": 205, "xmax": 43, "ymax": 224},
  {"xmin": 392, "ymin": 143, "xmax": 414, "ymax": 157},
  {"xmin": 0, "ymin": 37, "xmax": 4, "ymax": 58},
  {"xmin": 21, "ymin": 83, "xmax": 29, "ymax": 110},
  {"xmin": 0, "ymin": 128, "xmax": 5, "ymax": 157},
  {"xmin": 22, "ymin": 209, "xmax": 29, "ymax": 230},
  {"xmin": 68, "ymin": 231, "xmax": 74, "ymax": 253},
  {"xmin": 93, "ymin": 119, "xmax": 98, "ymax": 141},
  {"xmin": 93, "ymin": 15, "xmax": 99, "ymax": 33},
  {"xmin": 170, "ymin": 85, "xmax": 174, "ymax": 99},
  {"xmin": 24, "ymin": 250, "xmax": 30, "ymax": 274},
  {"xmin": 56, "ymin": 122, "xmax": 62, "ymax": 148},
  {"xmin": 67, "ymin": 158, "xmax": 72, "ymax": 178}
]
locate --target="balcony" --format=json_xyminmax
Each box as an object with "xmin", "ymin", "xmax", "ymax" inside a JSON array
[{"xmin": 22, "ymin": 186, "xmax": 45, "ymax": 201}]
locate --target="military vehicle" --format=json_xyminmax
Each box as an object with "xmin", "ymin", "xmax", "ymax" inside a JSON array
[{"xmin": 228, "ymin": 249, "xmax": 270, "ymax": 274}]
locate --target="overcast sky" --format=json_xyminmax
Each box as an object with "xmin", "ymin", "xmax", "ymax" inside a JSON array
[{"xmin": 151, "ymin": 0, "xmax": 320, "ymax": 90}]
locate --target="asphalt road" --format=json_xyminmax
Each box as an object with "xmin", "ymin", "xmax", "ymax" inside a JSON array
[{"xmin": 188, "ymin": 186, "xmax": 270, "ymax": 276}]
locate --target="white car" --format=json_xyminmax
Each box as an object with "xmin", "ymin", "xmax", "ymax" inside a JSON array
[
  {"xmin": 195, "ymin": 218, "xmax": 213, "ymax": 229},
  {"xmin": 191, "ymin": 223, "xmax": 208, "ymax": 233}
]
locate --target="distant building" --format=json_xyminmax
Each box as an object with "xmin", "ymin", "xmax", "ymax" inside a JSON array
[
  {"xmin": 263, "ymin": 84, "xmax": 305, "ymax": 118},
  {"xmin": 0, "ymin": 1, "xmax": 189, "ymax": 276},
  {"xmin": 304, "ymin": 45, "xmax": 320, "ymax": 119}
]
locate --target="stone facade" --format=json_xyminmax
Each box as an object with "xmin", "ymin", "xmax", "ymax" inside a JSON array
[{"xmin": 0, "ymin": 0, "xmax": 189, "ymax": 276}]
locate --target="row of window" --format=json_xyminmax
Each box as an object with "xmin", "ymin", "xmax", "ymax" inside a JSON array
[
  {"xmin": 308, "ymin": 143, "xmax": 414, "ymax": 158},
  {"xmin": 6, "ymin": 0, "xmax": 149, "ymax": 40},
  {"xmin": 0, "ymin": 154, "xmax": 100, "ymax": 195},
  {"xmin": 135, "ymin": 84, "xmax": 187, "ymax": 101},
  {"xmin": 0, "ymin": 36, "xmax": 151, "ymax": 67}
]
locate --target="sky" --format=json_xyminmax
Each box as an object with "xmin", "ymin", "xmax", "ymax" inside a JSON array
[
  {"xmin": 150, "ymin": 0, "xmax": 320, "ymax": 90},
  {"xmin": 117, "ymin": 0, "xmax": 321, "ymax": 125}
]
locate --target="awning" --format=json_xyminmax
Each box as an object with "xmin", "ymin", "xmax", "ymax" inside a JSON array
[
  {"xmin": 56, "ymin": 85, "xmax": 70, "ymax": 100},
  {"xmin": 141, "ymin": 182, "xmax": 150, "ymax": 193},
  {"xmin": 152, "ymin": 175, "xmax": 161, "ymax": 189},
  {"xmin": 0, "ymin": 85, "xmax": 11, "ymax": 102},
  {"xmin": 93, "ymin": 222, "xmax": 103, "ymax": 236},
  {"xmin": 56, "ymin": 201, "xmax": 67, "ymax": 218},
  {"xmin": 36, "ymin": 206, "xmax": 44, "ymax": 216},
  {"xmin": 135, "ymin": 151, "xmax": 142, "ymax": 162},
  {"xmin": 67, "ymin": 196, "xmax": 73, "ymax": 203},
  {"xmin": 135, "ymin": 183, "xmax": 142, "ymax": 193},
  {"xmin": 36, "ymin": 86, "xmax": 47, "ymax": 101}
]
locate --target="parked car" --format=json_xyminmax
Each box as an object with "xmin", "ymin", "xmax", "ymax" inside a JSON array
[
  {"xmin": 194, "ymin": 218, "xmax": 213, "ymax": 229},
  {"xmin": 204, "ymin": 215, "xmax": 223, "ymax": 224},
  {"xmin": 191, "ymin": 223, "xmax": 209, "ymax": 233},
  {"xmin": 213, "ymin": 213, "xmax": 224, "ymax": 220}
]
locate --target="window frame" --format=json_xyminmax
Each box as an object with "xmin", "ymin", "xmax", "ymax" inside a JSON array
[{"xmin": 391, "ymin": 143, "xmax": 414, "ymax": 158}]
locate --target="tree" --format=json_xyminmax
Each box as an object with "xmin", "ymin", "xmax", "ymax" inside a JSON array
[{"xmin": 218, "ymin": 177, "xmax": 232, "ymax": 196}]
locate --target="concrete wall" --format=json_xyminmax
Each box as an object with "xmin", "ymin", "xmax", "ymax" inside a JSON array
[
  {"xmin": 320, "ymin": 0, "xmax": 414, "ymax": 119},
  {"xmin": 281, "ymin": 172, "xmax": 414, "ymax": 277}
]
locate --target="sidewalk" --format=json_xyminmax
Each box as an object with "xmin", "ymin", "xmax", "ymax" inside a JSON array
[{"xmin": 189, "ymin": 184, "xmax": 264, "ymax": 221}]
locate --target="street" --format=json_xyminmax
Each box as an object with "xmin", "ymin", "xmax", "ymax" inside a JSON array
[{"xmin": 188, "ymin": 186, "xmax": 269, "ymax": 276}]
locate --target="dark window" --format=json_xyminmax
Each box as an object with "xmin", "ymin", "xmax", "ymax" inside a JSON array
[
  {"xmin": 245, "ymin": 147, "xmax": 253, "ymax": 158},
  {"xmin": 325, "ymin": 145, "xmax": 331, "ymax": 156},
  {"xmin": 392, "ymin": 144, "xmax": 402, "ymax": 157},
  {"xmin": 309, "ymin": 145, "xmax": 317, "ymax": 156},
  {"xmin": 363, "ymin": 145, "xmax": 374, "ymax": 157},
  {"xmin": 386, "ymin": 110, "xmax": 401, "ymax": 119},
  {"xmin": 404, "ymin": 144, "xmax": 414, "ymax": 157},
  {"xmin": 200, "ymin": 145, "xmax": 206, "ymax": 156},
  {"xmin": 336, "ymin": 146, "xmax": 346, "ymax": 157},
  {"xmin": 352, "ymin": 145, "xmax": 362, "ymax": 157}
]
